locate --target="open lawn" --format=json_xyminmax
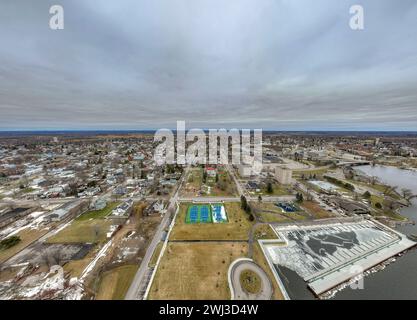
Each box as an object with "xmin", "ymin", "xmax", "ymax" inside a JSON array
[
  {"xmin": 380, "ymin": 210, "xmax": 406, "ymax": 220},
  {"xmin": 181, "ymin": 168, "xmax": 203, "ymax": 197},
  {"xmin": 149, "ymin": 241, "xmax": 164, "ymax": 267},
  {"xmin": 301, "ymin": 201, "xmax": 333, "ymax": 219},
  {"xmin": 96, "ymin": 265, "xmax": 138, "ymax": 300},
  {"xmin": 240, "ymin": 269, "xmax": 261, "ymax": 294},
  {"xmin": 206, "ymin": 169, "xmax": 238, "ymax": 197},
  {"xmin": 181, "ymin": 167, "xmax": 238, "ymax": 197},
  {"xmin": 187, "ymin": 168, "xmax": 203, "ymax": 189},
  {"xmin": 251, "ymin": 202, "xmax": 307, "ymax": 223},
  {"xmin": 76, "ymin": 202, "xmax": 120, "ymax": 221},
  {"xmin": 256, "ymin": 212, "xmax": 290, "ymax": 223},
  {"xmin": 251, "ymin": 183, "xmax": 291, "ymax": 196},
  {"xmin": 21, "ymin": 187, "xmax": 36, "ymax": 194},
  {"xmin": 148, "ymin": 242, "xmax": 248, "ymax": 300},
  {"xmin": 293, "ymin": 167, "xmax": 332, "ymax": 178},
  {"xmin": 252, "ymin": 243, "xmax": 284, "ymax": 300},
  {"xmin": 354, "ymin": 180, "xmax": 401, "ymax": 199},
  {"xmin": 47, "ymin": 220, "xmax": 113, "ymax": 244},
  {"xmin": 253, "ymin": 224, "xmax": 278, "ymax": 240},
  {"xmin": 368, "ymin": 195, "xmax": 405, "ymax": 220},
  {"xmin": 0, "ymin": 228, "xmax": 48, "ymax": 264},
  {"xmin": 370, "ymin": 195, "xmax": 384, "ymax": 208},
  {"xmin": 170, "ymin": 202, "xmax": 253, "ymax": 241}
]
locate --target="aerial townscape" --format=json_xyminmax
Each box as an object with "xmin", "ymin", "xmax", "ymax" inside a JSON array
[
  {"xmin": 0, "ymin": 132, "xmax": 416, "ymax": 300},
  {"xmin": 1, "ymin": 0, "xmax": 417, "ymax": 306}
]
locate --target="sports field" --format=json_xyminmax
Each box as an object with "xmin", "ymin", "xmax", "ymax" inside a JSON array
[
  {"xmin": 171, "ymin": 202, "xmax": 251, "ymax": 241},
  {"xmin": 185, "ymin": 204, "xmax": 228, "ymax": 224},
  {"xmin": 186, "ymin": 204, "xmax": 213, "ymax": 223}
]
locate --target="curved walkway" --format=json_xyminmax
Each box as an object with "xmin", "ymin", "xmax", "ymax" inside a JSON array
[{"xmin": 228, "ymin": 258, "xmax": 273, "ymax": 300}]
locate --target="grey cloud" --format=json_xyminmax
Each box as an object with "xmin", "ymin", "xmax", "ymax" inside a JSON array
[{"xmin": 0, "ymin": 0, "xmax": 416, "ymax": 130}]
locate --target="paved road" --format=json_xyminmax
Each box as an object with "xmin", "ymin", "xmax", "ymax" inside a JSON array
[
  {"xmin": 179, "ymin": 195, "xmax": 295, "ymax": 203},
  {"xmin": 124, "ymin": 166, "xmax": 189, "ymax": 300},
  {"xmin": 228, "ymin": 258, "xmax": 273, "ymax": 300},
  {"xmin": 227, "ymin": 164, "xmax": 247, "ymax": 196}
]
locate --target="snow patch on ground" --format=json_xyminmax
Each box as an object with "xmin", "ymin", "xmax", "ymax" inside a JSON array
[
  {"xmin": 106, "ymin": 225, "xmax": 118, "ymax": 238},
  {"xmin": 0, "ymin": 266, "xmax": 68, "ymax": 299},
  {"xmin": 80, "ymin": 240, "xmax": 113, "ymax": 282},
  {"xmin": 0, "ymin": 211, "xmax": 47, "ymax": 239}
]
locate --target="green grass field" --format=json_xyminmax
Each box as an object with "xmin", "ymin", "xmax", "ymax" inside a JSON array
[
  {"xmin": 185, "ymin": 203, "xmax": 228, "ymax": 224},
  {"xmin": 293, "ymin": 167, "xmax": 332, "ymax": 178},
  {"xmin": 252, "ymin": 243, "xmax": 284, "ymax": 300},
  {"xmin": 76, "ymin": 202, "xmax": 120, "ymax": 221},
  {"xmin": 253, "ymin": 224, "xmax": 278, "ymax": 240},
  {"xmin": 171, "ymin": 202, "xmax": 253, "ymax": 241},
  {"xmin": 149, "ymin": 242, "xmax": 164, "ymax": 268},
  {"xmin": 0, "ymin": 228, "xmax": 48, "ymax": 264},
  {"xmin": 148, "ymin": 242, "xmax": 248, "ymax": 300},
  {"xmin": 47, "ymin": 202, "xmax": 120, "ymax": 244},
  {"xmin": 252, "ymin": 202, "xmax": 307, "ymax": 222},
  {"xmin": 240, "ymin": 269, "xmax": 261, "ymax": 294},
  {"xmin": 251, "ymin": 183, "xmax": 291, "ymax": 196},
  {"xmin": 96, "ymin": 265, "xmax": 139, "ymax": 300},
  {"xmin": 301, "ymin": 201, "xmax": 333, "ymax": 219},
  {"xmin": 47, "ymin": 219, "xmax": 113, "ymax": 244},
  {"xmin": 182, "ymin": 167, "xmax": 238, "ymax": 197}
]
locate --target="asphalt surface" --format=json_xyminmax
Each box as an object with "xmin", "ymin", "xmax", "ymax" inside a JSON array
[
  {"xmin": 124, "ymin": 166, "xmax": 189, "ymax": 300},
  {"xmin": 229, "ymin": 259, "xmax": 273, "ymax": 300},
  {"xmin": 179, "ymin": 195, "xmax": 295, "ymax": 203}
]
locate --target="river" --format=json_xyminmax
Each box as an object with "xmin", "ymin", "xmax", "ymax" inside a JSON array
[{"xmin": 276, "ymin": 165, "xmax": 417, "ymax": 300}]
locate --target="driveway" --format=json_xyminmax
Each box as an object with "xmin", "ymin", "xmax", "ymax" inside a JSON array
[{"xmin": 228, "ymin": 258, "xmax": 273, "ymax": 300}]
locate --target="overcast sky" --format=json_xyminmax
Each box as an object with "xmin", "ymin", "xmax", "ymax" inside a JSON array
[{"xmin": 0, "ymin": 0, "xmax": 416, "ymax": 131}]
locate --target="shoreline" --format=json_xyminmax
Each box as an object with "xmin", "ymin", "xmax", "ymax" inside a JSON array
[{"xmin": 322, "ymin": 246, "xmax": 416, "ymax": 299}]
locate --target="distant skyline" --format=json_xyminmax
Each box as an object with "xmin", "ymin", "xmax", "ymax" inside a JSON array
[{"xmin": 1, "ymin": 0, "xmax": 417, "ymax": 130}]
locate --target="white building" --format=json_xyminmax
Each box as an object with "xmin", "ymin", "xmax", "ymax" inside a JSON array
[
  {"xmin": 238, "ymin": 165, "xmax": 253, "ymax": 178},
  {"xmin": 90, "ymin": 198, "xmax": 107, "ymax": 210},
  {"xmin": 45, "ymin": 200, "xmax": 84, "ymax": 222},
  {"xmin": 206, "ymin": 167, "xmax": 217, "ymax": 177},
  {"xmin": 111, "ymin": 199, "xmax": 133, "ymax": 217},
  {"xmin": 275, "ymin": 167, "xmax": 293, "ymax": 185}
]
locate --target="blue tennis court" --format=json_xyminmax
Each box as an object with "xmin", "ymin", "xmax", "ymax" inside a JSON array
[
  {"xmin": 186, "ymin": 204, "xmax": 213, "ymax": 224},
  {"xmin": 200, "ymin": 206, "xmax": 209, "ymax": 222},
  {"xmin": 189, "ymin": 206, "xmax": 198, "ymax": 222}
]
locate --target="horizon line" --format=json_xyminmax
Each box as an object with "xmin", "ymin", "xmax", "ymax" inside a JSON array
[{"xmin": 1, "ymin": 129, "xmax": 417, "ymax": 133}]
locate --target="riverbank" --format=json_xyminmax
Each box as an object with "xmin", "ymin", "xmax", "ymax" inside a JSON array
[
  {"xmin": 269, "ymin": 165, "xmax": 417, "ymax": 300},
  {"xmin": 334, "ymin": 165, "xmax": 417, "ymax": 299}
]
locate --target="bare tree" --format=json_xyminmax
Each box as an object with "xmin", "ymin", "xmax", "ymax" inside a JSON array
[
  {"xmin": 51, "ymin": 249, "xmax": 64, "ymax": 266},
  {"xmin": 41, "ymin": 251, "xmax": 52, "ymax": 268},
  {"xmin": 400, "ymin": 188, "xmax": 415, "ymax": 203},
  {"xmin": 383, "ymin": 199, "xmax": 396, "ymax": 211},
  {"xmin": 383, "ymin": 185, "xmax": 397, "ymax": 197},
  {"xmin": 92, "ymin": 225, "xmax": 101, "ymax": 243},
  {"xmin": 306, "ymin": 188, "xmax": 314, "ymax": 201}
]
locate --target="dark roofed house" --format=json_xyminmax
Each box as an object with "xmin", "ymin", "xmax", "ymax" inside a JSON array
[
  {"xmin": 113, "ymin": 186, "xmax": 127, "ymax": 196},
  {"xmin": 331, "ymin": 198, "xmax": 370, "ymax": 215}
]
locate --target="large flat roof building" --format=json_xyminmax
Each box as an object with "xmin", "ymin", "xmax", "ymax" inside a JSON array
[{"xmin": 275, "ymin": 167, "xmax": 293, "ymax": 185}]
